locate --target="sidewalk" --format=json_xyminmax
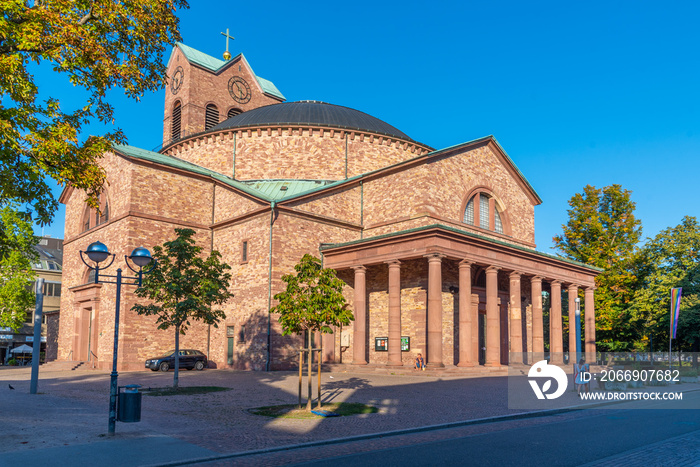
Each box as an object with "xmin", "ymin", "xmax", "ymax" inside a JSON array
[{"xmin": 1, "ymin": 366, "xmax": 697, "ymax": 466}]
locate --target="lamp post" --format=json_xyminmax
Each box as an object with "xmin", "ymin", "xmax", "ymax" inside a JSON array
[
  {"xmin": 575, "ymin": 297, "xmax": 582, "ymax": 363},
  {"xmin": 80, "ymin": 242, "xmax": 156, "ymax": 436}
]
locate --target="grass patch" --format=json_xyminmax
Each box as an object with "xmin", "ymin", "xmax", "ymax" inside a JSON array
[
  {"xmin": 250, "ymin": 402, "xmax": 378, "ymax": 419},
  {"xmin": 144, "ymin": 386, "xmax": 231, "ymax": 396}
]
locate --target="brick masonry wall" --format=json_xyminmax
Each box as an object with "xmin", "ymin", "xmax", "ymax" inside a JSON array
[
  {"xmin": 212, "ymin": 214, "xmax": 271, "ymax": 371},
  {"xmin": 63, "ymin": 152, "xmax": 134, "ymax": 241},
  {"xmin": 164, "ymin": 128, "xmax": 430, "ymax": 182},
  {"xmin": 213, "ymin": 184, "xmax": 266, "ymax": 224},
  {"xmin": 285, "ymin": 184, "xmax": 362, "ymax": 226},
  {"xmin": 362, "ymin": 144, "xmax": 536, "ymax": 245},
  {"xmin": 129, "ymin": 162, "xmax": 213, "ymax": 226}
]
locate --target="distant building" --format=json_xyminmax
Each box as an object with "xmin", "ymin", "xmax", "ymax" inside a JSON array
[{"xmin": 0, "ymin": 236, "xmax": 63, "ymax": 364}]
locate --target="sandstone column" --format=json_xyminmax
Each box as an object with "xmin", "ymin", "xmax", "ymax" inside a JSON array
[
  {"xmin": 457, "ymin": 260, "xmax": 475, "ymax": 367},
  {"xmin": 472, "ymin": 294, "xmax": 480, "ymax": 365},
  {"xmin": 352, "ymin": 266, "xmax": 367, "ymax": 365},
  {"xmin": 485, "ymin": 265, "xmax": 501, "ymax": 367},
  {"xmin": 426, "ymin": 254, "xmax": 445, "ymax": 368},
  {"xmin": 387, "ymin": 260, "xmax": 402, "ymax": 367},
  {"xmin": 568, "ymin": 284, "xmax": 578, "ymax": 365},
  {"xmin": 509, "ymin": 271, "xmax": 522, "ymax": 364},
  {"xmin": 550, "ymin": 280, "xmax": 563, "ymax": 364},
  {"xmin": 531, "ymin": 276, "xmax": 544, "ymax": 357},
  {"xmin": 585, "ymin": 286, "xmax": 596, "ymax": 362}
]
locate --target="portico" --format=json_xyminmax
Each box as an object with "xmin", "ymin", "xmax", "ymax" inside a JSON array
[{"xmin": 322, "ymin": 224, "xmax": 599, "ymax": 369}]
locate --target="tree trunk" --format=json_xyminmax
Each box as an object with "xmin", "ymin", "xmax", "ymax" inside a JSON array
[
  {"xmin": 306, "ymin": 330, "xmax": 312, "ymax": 410},
  {"xmin": 174, "ymin": 325, "xmax": 180, "ymax": 389}
]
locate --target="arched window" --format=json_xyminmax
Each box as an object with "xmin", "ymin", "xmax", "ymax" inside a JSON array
[
  {"xmin": 205, "ymin": 104, "xmax": 219, "ymax": 130},
  {"xmin": 464, "ymin": 191, "xmax": 505, "ymax": 234},
  {"xmin": 227, "ymin": 108, "xmax": 242, "ymax": 118},
  {"xmin": 81, "ymin": 192, "xmax": 110, "ymax": 232},
  {"xmin": 172, "ymin": 101, "xmax": 181, "ymax": 141}
]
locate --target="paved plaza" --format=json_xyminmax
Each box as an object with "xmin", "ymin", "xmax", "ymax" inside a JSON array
[{"xmin": 1, "ymin": 366, "xmax": 700, "ymax": 466}]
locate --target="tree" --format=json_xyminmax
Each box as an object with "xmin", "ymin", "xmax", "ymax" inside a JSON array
[
  {"xmin": 630, "ymin": 216, "xmax": 700, "ymax": 353},
  {"xmin": 553, "ymin": 184, "xmax": 642, "ymax": 351},
  {"xmin": 270, "ymin": 254, "xmax": 353, "ymax": 410},
  {"xmin": 0, "ymin": 1, "xmax": 188, "ymax": 228},
  {"xmin": 132, "ymin": 228, "xmax": 232, "ymax": 388},
  {"xmin": 0, "ymin": 203, "xmax": 38, "ymax": 330}
]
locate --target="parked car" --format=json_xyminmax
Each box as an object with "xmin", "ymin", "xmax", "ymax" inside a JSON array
[{"xmin": 145, "ymin": 349, "xmax": 207, "ymax": 372}]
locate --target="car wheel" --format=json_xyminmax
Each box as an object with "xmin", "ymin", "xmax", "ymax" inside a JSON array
[
  {"xmin": 194, "ymin": 361, "xmax": 205, "ymax": 371},
  {"xmin": 159, "ymin": 362, "xmax": 169, "ymax": 372}
]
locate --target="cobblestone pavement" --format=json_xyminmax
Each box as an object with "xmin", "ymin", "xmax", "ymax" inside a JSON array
[
  {"xmin": 582, "ymin": 429, "xmax": 700, "ymax": 467},
  {"xmin": 1, "ymin": 366, "xmax": 530, "ymax": 454}
]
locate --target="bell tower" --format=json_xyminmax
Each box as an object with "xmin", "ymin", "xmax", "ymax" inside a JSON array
[{"xmin": 161, "ymin": 37, "xmax": 285, "ymax": 149}]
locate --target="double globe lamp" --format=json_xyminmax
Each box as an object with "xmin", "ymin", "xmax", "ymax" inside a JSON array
[{"xmin": 80, "ymin": 241, "xmax": 156, "ymax": 435}]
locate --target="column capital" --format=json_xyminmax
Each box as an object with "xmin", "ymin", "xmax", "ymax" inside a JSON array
[
  {"xmin": 485, "ymin": 265, "xmax": 500, "ymax": 273},
  {"xmin": 550, "ymin": 279, "xmax": 562, "ymax": 286},
  {"xmin": 530, "ymin": 275, "xmax": 543, "ymax": 284},
  {"xmin": 385, "ymin": 259, "xmax": 401, "ymax": 267},
  {"xmin": 459, "ymin": 258, "xmax": 473, "ymax": 267},
  {"xmin": 567, "ymin": 283, "xmax": 579, "ymax": 292},
  {"xmin": 509, "ymin": 270, "xmax": 522, "ymax": 279},
  {"xmin": 424, "ymin": 253, "xmax": 445, "ymax": 262},
  {"xmin": 352, "ymin": 265, "xmax": 366, "ymax": 273},
  {"xmin": 585, "ymin": 285, "xmax": 596, "ymax": 292}
]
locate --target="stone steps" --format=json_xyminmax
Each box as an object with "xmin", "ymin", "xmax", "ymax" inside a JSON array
[
  {"xmin": 40, "ymin": 360, "xmax": 88, "ymax": 371},
  {"xmin": 321, "ymin": 363, "xmax": 508, "ymax": 378}
]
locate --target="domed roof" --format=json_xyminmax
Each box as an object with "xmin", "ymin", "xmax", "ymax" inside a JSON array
[{"xmin": 210, "ymin": 101, "xmax": 414, "ymax": 142}]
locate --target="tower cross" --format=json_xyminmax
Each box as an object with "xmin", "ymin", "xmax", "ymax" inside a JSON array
[{"xmin": 221, "ymin": 28, "xmax": 235, "ymax": 54}]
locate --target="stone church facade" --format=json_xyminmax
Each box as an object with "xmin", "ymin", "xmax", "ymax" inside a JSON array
[{"xmin": 57, "ymin": 43, "xmax": 599, "ymax": 371}]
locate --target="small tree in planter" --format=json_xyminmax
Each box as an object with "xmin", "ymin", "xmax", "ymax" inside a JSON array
[
  {"xmin": 271, "ymin": 254, "xmax": 353, "ymax": 410},
  {"xmin": 133, "ymin": 228, "xmax": 232, "ymax": 388}
]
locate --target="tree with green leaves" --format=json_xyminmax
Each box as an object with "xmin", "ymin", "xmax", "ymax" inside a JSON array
[
  {"xmin": 553, "ymin": 184, "xmax": 642, "ymax": 351},
  {"xmin": 270, "ymin": 254, "xmax": 353, "ymax": 410},
  {"xmin": 0, "ymin": 203, "xmax": 38, "ymax": 331},
  {"xmin": 0, "ymin": 0, "xmax": 188, "ymax": 229},
  {"xmin": 132, "ymin": 228, "xmax": 232, "ymax": 388},
  {"xmin": 630, "ymin": 216, "xmax": 700, "ymax": 353}
]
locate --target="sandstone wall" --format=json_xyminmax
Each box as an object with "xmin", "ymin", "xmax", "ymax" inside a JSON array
[{"xmin": 362, "ymin": 143, "xmax": 536, "ymax": 245}]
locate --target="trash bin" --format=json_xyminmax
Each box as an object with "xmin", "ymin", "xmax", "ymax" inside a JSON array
[{"xmin": 117, "ymin": 384, "xmax": 142, "ymax": 422}]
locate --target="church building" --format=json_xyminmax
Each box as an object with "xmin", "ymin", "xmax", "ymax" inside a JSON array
[{"xmin": 57, "ymin": 41, "xmax": 599, "ymax": 372}]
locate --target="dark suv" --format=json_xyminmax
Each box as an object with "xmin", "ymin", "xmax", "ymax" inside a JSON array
[{"xmin": 145, "ymin": 349, "xmax": 207, "ymax": 372}]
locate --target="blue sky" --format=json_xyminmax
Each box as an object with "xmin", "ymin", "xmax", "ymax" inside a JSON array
[{"xmin": 36, "ymin": 1, "xmax": 700, "ymax": 254}]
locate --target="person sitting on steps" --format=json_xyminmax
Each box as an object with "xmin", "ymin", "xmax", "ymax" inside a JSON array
[{"xmin": 415, "ymin": 353, "xmax": 425, "ymax": 371}]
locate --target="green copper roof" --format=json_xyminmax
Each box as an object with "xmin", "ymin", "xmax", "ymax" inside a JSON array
[
  {"xmin": 112, "ymin": 144, "xmax": 271, "ymax": 202},
  {"xmin": 240, "ymin": 180, "xmax": 335, "ymax": 200},
  {"xmin": 255, "ymin": 76, "xmax": 284, "ymax": 101},
  {"xmin": 176, "ymin": 42, "xmax": 226, "ymax": 70},
  {"xmin": 170, "ymin": 43, "xmax": 285, "ymax": 100}
]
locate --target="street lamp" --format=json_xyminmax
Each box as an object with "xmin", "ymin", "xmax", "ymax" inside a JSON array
[
  {"xmin": 575, "ymin": 297, "xmax": 582, "ymax": 363},
  {"xmin": 80, "ymin": 242, "xmax": 156, "ymax": 436}
]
